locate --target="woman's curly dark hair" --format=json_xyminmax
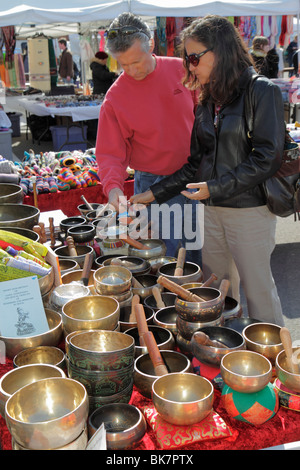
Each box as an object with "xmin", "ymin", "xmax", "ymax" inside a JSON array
[{"xmin": 180, "ymin": 15, "xmax": 254, "ymax": 105}]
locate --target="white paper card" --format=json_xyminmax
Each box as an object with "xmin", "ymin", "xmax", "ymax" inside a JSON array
[
  {"xmin": 0, "ymin": 276, "xmax": 49, "ymax": 337},
  {"xmin": 86, "ymin": 423, "xmax": 107, "ymax": 450}
]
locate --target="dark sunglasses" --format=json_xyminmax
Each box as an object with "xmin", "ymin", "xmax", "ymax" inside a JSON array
[
  {"xmin": 185, "ymin": 48, "xmax": 213, "ymax": 67},
  {"xmin": 105, "ymin": 26, "xmax": 151, "ymax": 40}
]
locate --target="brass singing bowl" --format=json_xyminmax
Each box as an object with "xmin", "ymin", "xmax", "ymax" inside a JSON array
[
  {"xmin": 59, "ymin": 216, "xmax": 86, "ymax": 233},
  {"xmin": 88, "ymin": 379, "xmax": 133, "ymax": 414},
  {"xmin": 62, "ymin": 295, "xmax": 120, "ymax": 334},
  {"xmin": 105, "ymin": 256, "xmax": 151, "ymax": 275},
  {"xmin": 12, "ymin": 426, "xmax": 88, "ymax": 451},
  {"xmin": 50, "ymin": 283, "xmax": 90, "ymax": 311},
  {"xmin": 58, "ymin": 258, "xmax": 80, "ymax": 275},
  {"xmin": 0, "ymin": 364, "xmax": 65, "ymax": 418},
  {"xmin": 125, "ymin": 325, "xmax": 175, "ymax": 359},
  {"xmin": 5, "ymin": 377, "xmax": 89, "ymax": 450},
  {"xmin": 93, "ymin": 265, "xmax": 132, "ymax": 295},
  {"xmin": 13, "ymin": 346, "xmax": 65, "ymax": 369},
  {"xmin": 134, "ymin": 350, "xmax": 191, "ymax": 399},
  {"xmin": 158, "ymin": 261, "xmax": 203, "ymax": 286},
  {"xmin": 119, "ymin": 305, "xmax": 154, "ymax": 332},
  {"xmin": 67, "ymin": 358, "xmax": 134, "ymax": 397},
  {"xmin": 0, "ymin": 308, "xmax": 63, "ymax": 359},
  {"xmin": 38, "ymin": 266, "xmax": 55, "ymax": 296},
  {"xmin": 68, "ymin": 330, "xmax": 135, "ymax": 371},
  {"xmin": 242, "ymin": 323, "xmax": 283, "ymax": 364},
  {"xmin": 148, "ymin": 256, "xmax": 177, "ymax": 274},
  {"xmin": 132, "ymin": 274, "xmax": 163, "ymax": 299},
  {"xmin": 61, "ymin": 269, "xmax": 95, "ymax": 287},
  {"xmin": 67, "ymin": 224, "xmax": 96, "ymax": 243},
  {"xmin": 220, "ymin": 350, "xmax": 273, "ymax": 393},
  {"xmin": 77, "ymin": 203, "xmax": 104, "ymax": 217},
  {"xmin": 275, "ymin": 347, "xmax": 300, "ymax": 393},
  {"xmin": 224, "ymin": 317, "xmax": 261, "ymax": 334},
  {"xmin": 0, "ymin": 203, "xmax": 39, "ymax": 229},
  {"xmin": 175, "ymin": 287, "xmax": 226, "ymax": 322},
  {"xmin": 0, "ymin": 183, "xmax": 24, "ymax": 204},
  {"xmin": 152, "ymin": 373, "xmax": 214, "ymax": 426},
  {"xmin": 176, "ymin": 314, "xmax": 223, "ymax": 341},
  {"xmin": 144, "ymin": 292, "xmax": 177, "ymax": 312},
  {"xmin": 223, "ymin": 296, "xmax": 243, "ymax": 319},
  {"xmin": 54, "ymin": 244, "xmax": 95, "ymax": 268},
  {"xmin": 88, "ymin": 404, "xmax": 146, "ymax": 450},
  {"xmin": 153, "ymin": 306, "xmax": 178, "ymax": 336},
  {"xmin": 1, "ymin": 226, "xmax": 39, "ymax": 242},
  {"xmin": 128, "ymin": 238, "xmax": 167, "ymax": 260},
  {"xmin": 176, "ymin": 333, "xmax": 192, "ymax": 355},
  {"xmin": 191, "ymin": 326, "xmax": 246, "ymax": 367}
]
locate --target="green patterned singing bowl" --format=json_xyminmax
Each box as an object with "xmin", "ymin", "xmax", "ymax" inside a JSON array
[{"xmin": 68, "ymin": 330, "xmax": 135, "ymax": 371}]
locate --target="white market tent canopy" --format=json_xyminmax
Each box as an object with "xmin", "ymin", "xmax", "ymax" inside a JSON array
[{"xmin": 0, "ymin": 0, "xmax": 299, "ymax": 35}]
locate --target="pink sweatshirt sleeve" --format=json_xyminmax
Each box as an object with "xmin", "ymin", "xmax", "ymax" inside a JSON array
[{"xmin": 95, "ymin": 99, "xmax": 130, "ymax": 198}]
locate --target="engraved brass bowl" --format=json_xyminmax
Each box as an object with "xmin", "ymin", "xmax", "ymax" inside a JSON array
[
  {"xmin": 62, "ymin": 295, "xmax": 120, "ymax": 334},
  {"xmin": 153, "ymin": 306, "xmax": 178, "ymax": 336},
  {"xmin": 12, "ymin": 426, "xmax": 88, "ymax": 451},
  {"xmin": 275, "ymin": 347, "xmax": 300, "ymax": 393},
  {"xmin": 0, "ymin": 183, "xmax": 23, "ymax": 204},
  {"xmin": 128, "ymin": 238, "xmax": 166, "ymax": 260},
  {"xmin": 93, "ymin": 266, "xmax": 132, "ymax": 295},
  {"xmin": 152, "ymin": 372, "xmax": 214, "ymax": 425},
  {"xmin": 0, "ymin": 308, "xmax": 63, "ymax": 359},
  {"xmin": 0, "ymin": 364, "xmax": 65, "ymax": 418},
  {"xmin": 191, "ymin": 326, "xmax": 246, "ymax": 367},
  {"xmin": 242, "ymin": 323, "xmax": 283, "ymax": 364},
  {"xmin": 68, "ymin": 330, "xmax": 135, "ymax": 371},
  {"xmin": 144, "ymin": 292, "xmax": 177, "ymax": 313},
  {"xmin": 88, "ymin": 379, "xmax": 133, "ymax": 414},
  {"xmin": 158, "ymin": 261, "xmax": 203, "ymax": 286},
  {"xmin": 0, "ymin": 203, "xmax": 39, "ymax": 230},
  {"xmin": 176, "ymin": 313, "xmax": 223, "ymax": 341},
  {"xmin": 134, "ymin": 350, "xmax": 191, "ymax": 398},
  {"xmin": 5, "ymin": 377, "xmax": 89, "ymax": 450},
  {"xmin": 220, "ymin": 350, "xmax": 273, "ymax": 393},
  {"xmin": 88, "ymin": 404, "xmax": 146, "ymax": 450},
  {"xmin": 175, "ymin": 287, "xmax": 226, "ymax": 322},
  {"xmin": 13, "ymin": 346, "xmax": 65, "ymax": 369},
  {"xmin": 119, "ymin": 305, "xmax": 154, "ymax": 332},
  {"xmin": 125, "ymin": 325, "xmax": 175, "ymax": 359}
]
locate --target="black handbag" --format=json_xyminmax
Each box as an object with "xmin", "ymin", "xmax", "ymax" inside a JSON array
[{"xmin": 245, "ymin": 75, "xmax": 300, "ymax": 220}]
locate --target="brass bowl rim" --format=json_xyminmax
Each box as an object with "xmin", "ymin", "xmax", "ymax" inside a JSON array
[
  {"xmin": 62, "ymin": 295, "xmax": 119, "ymax": 323},
  {"xmin": 69, "ymin": 329, "xmax": 135, "ymax": 354},
  {"xmin": 275, "ymin": 347, "xmax": 300, "ymax": 378},
  {"xmin": 126, "ymin": 325, "xmax": 174, "ymax": 350},
  {"xmin": 13, "ymin": 346, "xmax": 65, "ymax": 368},
  {"xmin": 67, "ymin": 224, "xmax": 96, "ymax": 234},
  {"xmin": 152, "ymin": 372, "xmax": 214, "ymax": 404},
  {"xmin": 89, "ymin": 403, "xmax": 145, "ymax": 436},
  {"xmin": 159, "ymin": 261, "xmax": 202, "ymax": 277},
  {"xmin": 93, "ymin": 265, "xmax": 132, "ymax": 285},
  {"xmin": 0, "ymin": 309, "xmax": 62, "ymax": 341},
  {"xmin": 220, "ymin": 350, "xmax": 272, "ymax": 379},
  {"xmin": 5, "ymin": 377, "xmax": 87, "ymax": 425},
  {"xmin": 61, "ymin": 269, "xmax": 95, "ymax": 285},
  {"xmin": 134, "ymin": 350, "xmax": 190, "ymax": 379},
  {"xmin": 175, "ymin": 286, "xmax": 223, "ymax": 306},
  {"xmin": 0, "ymin": 203, "xmax": 40, "ymax": 224},
  {"xmin": 242, "ymin": 322, "xmax": 283, "ymax": 347}
]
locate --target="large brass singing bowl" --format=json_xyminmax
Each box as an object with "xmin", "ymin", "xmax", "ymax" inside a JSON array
[
  {"xmin": 134, "ymin": 350, "xmax": 191, "ymax": 399},
  {"xmin": 191, "ymin": 326, "xmax": 246, "ymax": 367},
  {"xmin": 0, "ymin": 364, "xmax": 65, "ymax": 418},
  {"xmin": 220, "ymin": 350, "xmax": 273, "ymax": 393},
  {"xmin": 175, "ymin": 287, "xmax": 226, "ymax": 322},
  {"xmin": 152, "ymin": 372, "xmax": 214, "ymax": 426},
  {"xmin": 144, "ymin": 292, "xmax": 177, "ymax": 313},
  {"xmin": 176, "ymin": 313, "xmax": 223, "ymax": 341},
  {"xmin": 62, "ymin": 295, "xmax": 120, "ymax": 334},
  {"xmin": 93, "ymin": 265, "xmax": 132, "ymax": 295},
  {"xmin": 5, "ymin": 377, "xmax": 89, "ymax": 450},
  {"xmin": 88, "ymin": 404, "xmax": 146, "ymax": 450},
  {"xmin": 1, "ymin": 226, "xmax": 39, "ymax": 242},
  {"xmin": 0, "ymin": 308, "xmax": 63, "ymax": 359},
  {"xmin": 12, "ymin": 426, "xmax": 88, "ymax": 451},
  {"xmin": 275, "ymin": 347, "xmax": 300, "ymax": 393},
  {"xmin": 13, "ymin": 346, "xmax": 65, "ymax": 369},
  {"xmin": 54, "ymin": 244, "xmax": 95, "ymax": 268},
  {"xmin": 242, "ymin": 322, "xmax": 283, "ymax": 364},
  {"xmin": 68, "ymin": 330, "xmax": 135, "ymax": 371},
  {"xmin": 125, "ymin": 325, "xmax": 175, "ymax": 359},
  {"xmin": 0, "ymin": 203, "xmax": 39, "ymax": 229},
  {"xmin": 0, "ymin": 184, "xmax": 24, "ymax": 204},
  {"xmin": 158, "ymin": 261, "xmax": 203, "ymax": 286},
  {"xmin": 128, "ymin": 239, "xmax": 167, "ymax": 260},
  {"xmin": 67, "ymin": 358, "xmax": 134, "ymax": 397}
]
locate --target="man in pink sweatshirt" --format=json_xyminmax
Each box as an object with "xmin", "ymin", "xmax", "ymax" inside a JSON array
[{"xmin": 95, "ymin": 13, "xmax": 202, "ymax": 262}]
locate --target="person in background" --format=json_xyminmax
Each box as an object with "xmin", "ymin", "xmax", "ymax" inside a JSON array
[
  {"xmin": 58, "ymin": 38, "xmax": 74, "ymax": 83},
  {"xmin": 130, "ymin": 15, "xmax": 285, "ymax": 326},
  {"xmin": 287, "ymin": 35, "xmax": 298, "ymax": 76},
  {"xmin": 250, "ymin": 36, "xmax": 279, "ymax": 78},
  {"xmin": 90, "ymin": 51, "xmax": 118, "ymax": 95},
  {"xmin": 95, "ymin": 13, "xmax": 201, "ymax": 264}
]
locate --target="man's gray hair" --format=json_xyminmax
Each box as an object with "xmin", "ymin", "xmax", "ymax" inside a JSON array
[{"xmin": 106, "ymin": 13, "xmax": 152, "ymax": 55}]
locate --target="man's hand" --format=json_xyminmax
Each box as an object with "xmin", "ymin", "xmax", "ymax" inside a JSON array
[
  {"xmin": 108, "ymin": 188, "xmax": 127, "ymax": 213},
  {"xmin": 130, "ymin": 189, "xmax": 155, "ymax": 205}
]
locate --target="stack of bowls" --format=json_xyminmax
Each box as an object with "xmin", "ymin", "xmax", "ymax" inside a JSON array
[
  {"xmin": 93, "ymin": 265, "xmax": 133, "ymax": 308},
  {"xmin": 5, "ymin": 377, "xmax": 89, "ymax": 450},
  {"xmin": 66, "ymin": 330, "xmax": 135, "ymax": 412}
]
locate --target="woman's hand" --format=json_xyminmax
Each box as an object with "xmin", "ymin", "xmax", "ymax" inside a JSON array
[
  {"xmin": 130, "ymin": 189, "xmax": 155, "ymax": 206},
  {"xmin": 181, "ymin": 182, "xmax": 210, "ymax": 200}
]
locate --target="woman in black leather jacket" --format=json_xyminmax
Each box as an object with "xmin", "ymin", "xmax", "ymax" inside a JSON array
[{"xmin": 130, "ymin": 15, "xmax": 285, "ymax": 326}]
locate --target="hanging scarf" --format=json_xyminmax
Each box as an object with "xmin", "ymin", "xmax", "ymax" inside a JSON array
[{"xmin": 1, "ymin": 26, "xmax": 16, "ymax": 65}]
